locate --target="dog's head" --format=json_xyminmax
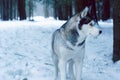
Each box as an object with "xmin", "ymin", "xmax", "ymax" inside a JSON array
[{"xmin": 66, "ymin": 7, "xmax": 102, "ymax": 37}]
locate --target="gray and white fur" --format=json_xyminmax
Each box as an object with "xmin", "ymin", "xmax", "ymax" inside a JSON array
[{"xmin": 51, "ymin": 7, "xmax": 102, "ymax": 80}]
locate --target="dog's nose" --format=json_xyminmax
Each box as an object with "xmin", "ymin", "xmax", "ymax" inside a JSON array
[{"xmin": 99, "ymin": 30, "xmax": 102, "ymax": 34}]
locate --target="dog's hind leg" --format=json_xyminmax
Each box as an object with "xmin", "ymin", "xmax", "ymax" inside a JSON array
[
  {"xmin": 52, "ymin": 54, "xmax": 59, "ymax": 80},
  {"xmin": 54, "ymin": 60, "xmax": 59, "ymax": 80},
  {"xmin": 59, "ymin": 59, "xmax": 66, "ymax": 80},
  {"xmin": 69, "ymin": 60, "xmax": 75, "ymax": 80}
]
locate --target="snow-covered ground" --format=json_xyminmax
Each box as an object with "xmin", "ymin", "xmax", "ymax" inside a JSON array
[{"xmin": 0, "ymin": 17, "xmax": 120, "ymax": 80}]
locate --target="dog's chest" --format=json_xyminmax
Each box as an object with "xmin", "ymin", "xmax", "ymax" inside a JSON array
[
  {"xmin": 59, "ymin": 42, "xmax": 85, "ymax": 60},
  {"xmin": 54, "ymin": 29, "xmax": 85, "ymax": 59},
  {"xmin": 66, "ymin": 33, "xmax": 86, "ymax": 50},
  {"xmin": 60, "ymin": 35, "xmax": 85, "ymax": 58}
]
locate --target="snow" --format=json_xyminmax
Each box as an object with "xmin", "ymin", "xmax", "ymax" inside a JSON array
[{"xmin": 0, "ymin": 16, "xmax": 120, "ymax": 80}]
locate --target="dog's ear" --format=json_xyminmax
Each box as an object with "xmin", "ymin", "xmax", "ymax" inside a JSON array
[
  {"xmin": 65, "ymin": 7, "xmax": 88, "ymax": 30},
  {"xmin": 81, "ymin": 7, "xmax": 89, "ymax": 18},
  {"xmin": 66, "ymin": 13, "xmax": 81, "ymax": 30}
]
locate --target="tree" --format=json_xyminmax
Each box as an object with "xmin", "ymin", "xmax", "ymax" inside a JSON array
[
  {"xmin": 113, "ymin": 0, "xmax": 120, "ymax": 62},
  {"xmin": 18, "ymin": 0, "xmax": 26, "ymax": 20},
  {"xmin": 74, "ymin": 0, "xmax": 97, "ymax": 22},
  {"xmin": 58, "ymin": 0, "xmax": 70, "ymax": 20},
  {"xmin": 53, "ymin": 0, "xmax": 72, "ymax": 20},
  {"xmin": 102, "ymin": 0, "xmax": 110, "ymax": 20},
  {"xmin": 87, "ymin": 0, "xmax": 97, "ymax": 22},
  {"xmin": 67, "ymin": 0, "xmax": 72, "ymax": 18},
  {"xmin": 2, "ymin": 0, "xmax": 9, "ymax": 20},
  {"xmin": 12, "ymin": 0, "xmax": 19, "ymax": 20},
  {"xmin": 53, "ymin": 0, "xmax": 57, "ymax": 19},
  {"xmin": 74, "ymin": 0, "xmax": 87, "ymax": 13},
  {"xmin": 43, "ymin": 0, "xmax": 50, "ymax": 18},
  {"xmin": 9, "ymin": 0, "xmax": 12, "ymax": 20},
  {"xmin": 0, "ymin": 0, "xmax": 18, "ymax": 20},
  {"xmin": 0, "ymin": 0, "xmax": 3, "ymax": 19},
  {"xmin": 27, "ymin": 0, "xmax": 34, "ymax": 20}
]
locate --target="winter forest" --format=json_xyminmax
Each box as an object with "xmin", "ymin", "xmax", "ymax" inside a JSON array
[
  {"xmin": 0, "ymin": 0, "xmax": 113, "ymax": 20},
  {"xmin": 0, "ymin": 0, "xmax": 120, "ymax": 80}
]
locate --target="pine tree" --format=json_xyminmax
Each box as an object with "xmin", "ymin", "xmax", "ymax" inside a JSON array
[
  {"xmin": 87, "ymin": 0, "xmax": 97, "ymax": 22},
  {"xmin": 27, "ymin": 0, "xmax": 34, "ymax": 20},
  {"xmin": 53, "ymin": 0, "xmax": 72, "ymax": 20},
  {"xmin": 102, "ymin": 0, "xmax": 110, "ymax": 20},
  {"xmin": 2, "ymin": 0, "xmax": 9, "ymax": 20},
  {"xmin": 43, "ymin": 0, "xmax": 49, "ymax": 18},
  {"xmin": 53, "ymin": 0, "xmax": 57, "ymax": 19},
  {"xmin": 113, "ymin": 0, "xmax": 120, "ymax": 62},
  {"xmin": 74, "ymin": 0, "xmax": 87, "ymax": 13},
  {"xmin": 9, "ymin": 0, "xmax": 13, "ymax": 20},
  {"xmin": 18, "ymin": 0, "xmax": 26, "ymax": 20}
]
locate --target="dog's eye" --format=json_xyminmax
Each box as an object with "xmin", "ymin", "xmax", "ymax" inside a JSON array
[
  {"xmin": 89, "ymin": 23, "xmax": 93, "ymax": 26},
  {"xmin": 89, "ymin": 21, "xmax": 95, "ymax": 26}
]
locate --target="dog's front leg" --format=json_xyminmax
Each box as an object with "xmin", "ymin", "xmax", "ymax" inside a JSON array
[
  {"xmin": 69, "ymin": 60, "xmax": 75, "ymax": 80},
  {"xmin": 74, "ymin": 58, "xmax": 84, "ymax": 80},
  {"xmin": 59, "ymin": 59, "xmax": 66, "ymax": 80},
  {"xmin": 54, "ymin": 60, "xmax": 58, "ymax": 80}
]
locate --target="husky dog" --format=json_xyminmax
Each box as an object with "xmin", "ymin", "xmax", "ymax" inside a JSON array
[{"xmin": 51, "ymin": 7, "xmax": 102, "ymax": 80}]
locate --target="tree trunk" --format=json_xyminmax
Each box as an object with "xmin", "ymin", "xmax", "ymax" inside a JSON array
[
  {"xmin": 113, "ymin": 0, "xmax": 120, "ymax": 62},
  {"xmin": 67, "ymin": 0, "xmax": 72, "ymax": 18},
  {"xmin": 28, "ymin": 0, "xmax": 34, "ymax": 20},
  {"xmin": 44, "ymin": 2, "xmax": 49, "ymax": 18},
  {"xmin": 0, "ymin": 0, "xmax": 3, "ymax": 19},
  {"xmin": 9, "ymin": 0, "xmax": 13, "ymax": 20},
  {"xmin": 57, "ymin": 1, "xmax": 68, "ymax": 20},
  {"xmin": 3, "ymin": 0, "xmax": 9, "ymax": 20},
  {"xmin": 53, "ymin": 0, "xmax": 57, "ymax": 19},
  {"xmin": 58, "ymin": 6, "xmax": 63, "ymax": 20},
  {"xmin": 18, "ymin": 0, "xmax": 26, "ymax": 20},
  {"xmin": 13, "ymin": 0, "xmax": 18, "ymax": 20},
  {"xmin": 87, "ymin": 0, "xmax": 97, "ymax": 22},
  {"xmin": 61, "ymin": 5, "xmax": 68, "ymax": 20},
  {"xmin": 102, "ymin": 0, "xmax": 110, "ymax": 21},
  {"xmin": 74, "ymin": 0, "xmax": 87, "ymax": 13}
]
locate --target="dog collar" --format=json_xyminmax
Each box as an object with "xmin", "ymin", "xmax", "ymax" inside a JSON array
[{"xmin": 77, "ymin": 39, "xmax": 85, "ymax": 46}]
